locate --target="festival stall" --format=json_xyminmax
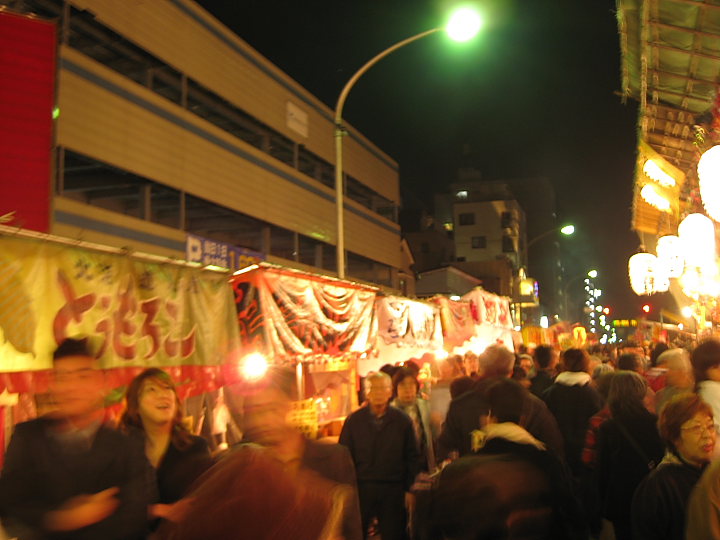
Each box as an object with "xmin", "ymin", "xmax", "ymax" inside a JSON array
[
  {"xmin": 230, "ymin": 263, "xmax": 378, "ymax": 431},
  {"xmin": 452, "ymin": 287, "xmax": 516, "ymax": 354},
  {"xmin": 357, "ymin": 295, "xmax": 444, "ymax": 377},
  {"xmin": 0, "ymin": 230, "xmax": 241, "ymax": 459}
]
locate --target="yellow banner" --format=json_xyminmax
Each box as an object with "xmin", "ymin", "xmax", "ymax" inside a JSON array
[{"xmin": 0, "ymin": 235, "xmax": 239, "ymax": 372}]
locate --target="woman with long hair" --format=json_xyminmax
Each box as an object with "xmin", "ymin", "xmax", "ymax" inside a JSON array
[
  {"xmin": 120, "ymin": 368, "xmax": 212, "ymax": 522},
  {"xmin": 595, "ymin": 371, "xmax": 664, "ymax": 540}
]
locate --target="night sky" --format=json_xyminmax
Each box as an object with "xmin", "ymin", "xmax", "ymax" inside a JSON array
[{"xmin": 196, "ymin": 0, "xmax": 655, "ymax": 319}]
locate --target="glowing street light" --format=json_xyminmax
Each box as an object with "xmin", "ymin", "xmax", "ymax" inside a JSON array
[
  {"xmin": 334, "ymin": 7, "xmax": 481, "ymax": 278},
  {"xmin": 588, "ymin": 269, "xmax": 598, "ymax": 279},
  {"xmin": 526, "ymin": 224, "xmax": 575, "ymax": 249},
  {"xmin": 560, "ymin": 225, "xmax": 575, "ymax": 236},
  {"xmin": 446, "ymin": 7, "xmax": 483, "ymax": 42}
]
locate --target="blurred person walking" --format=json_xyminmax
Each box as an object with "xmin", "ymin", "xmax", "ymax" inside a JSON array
[
  {"xmin": 157, "ymin": 444, "xmax": 347, "ymax": 540},
  {"xmin": 632, "ymin": 393, "xmax": 715, "ymax": 540},
  {"xmin": 340, "ymin": 371, "xmax": 418, "ymax": 540},
  {"xmin": 0, "ymin": 338, "xmax": 149, "ymax": 539},
  {"xmin": 119, "ymin": 368, "xmax": 212, "ymax": 525},
  {"xmin": 655, "ymin": 348, "xmax": 694, "ymax": 413},
  {"xmin": 226, "ymin": 367, "xmax": 363, "ymax": 540},
  {"xmin": 595, "ymin": 371, "xmax": 664, "ymax": 540}
]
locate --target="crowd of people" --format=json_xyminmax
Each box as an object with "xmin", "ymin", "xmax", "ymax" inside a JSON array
[{"xmin": 3, "ymin": 336, "xmax": 720, "ymax": 539}]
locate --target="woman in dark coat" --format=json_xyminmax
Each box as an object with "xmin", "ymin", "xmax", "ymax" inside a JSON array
[
  {"xmin": 120, "ymin": 368, "xmax": 213, "ymax": 522},
  {"xmin": 542, "ymin": 348, "xmax": 603, "ymax": 477},
  {"xmin": 632, "ymin": 393, "xmax": 716, "ymax": 540},
  {"xmin": 596, "ymin": 371, "xmax": 664, "ymax": 540}
]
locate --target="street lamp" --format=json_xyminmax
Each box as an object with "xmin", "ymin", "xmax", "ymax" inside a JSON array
[
  {"xmin": 526, "ymin": 224, "xmax": 575, "ymax": 250},
  {"xmin": 334, "ymin": 8, "xmax": 482, "ymax": 278}
]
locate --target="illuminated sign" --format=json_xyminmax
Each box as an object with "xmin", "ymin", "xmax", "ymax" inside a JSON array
[{"xmin": 612, "ymin": 319, "xmax": 638, "ymax": 328}]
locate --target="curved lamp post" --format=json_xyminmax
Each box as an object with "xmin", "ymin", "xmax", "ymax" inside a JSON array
[
  {"xmin": 334, "ymin": 8, "xmax": 482, "ymax": 278},
  {"xmin": 526, "ymin": 224, "xmax": 575, "ymax": 250}
]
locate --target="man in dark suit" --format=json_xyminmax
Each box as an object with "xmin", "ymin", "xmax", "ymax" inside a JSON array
[
  {"xmin": 0, "ymin": 338, "xmax": 150, "ymax": 539},
  {"xmin": 227, "ymin": 367, "xmax": 363, "ymax": 540}
]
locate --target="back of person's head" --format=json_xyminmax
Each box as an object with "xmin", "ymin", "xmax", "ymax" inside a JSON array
[
  {"xmin": 53, "ymin": 337, "xmax": 93, "ymax": 362},
  {"xmin": 617, "ymin": 352, "xmax": 643, "ymax": 373},
  {"xmin": 402, "ymin": 359, "xmax": 420, "ymax": 377},
  {"xmin": 561, "ymin": 348, "xmax": 589, "ymax": 373},
  {"xmin": 379, "ymin": 363, "xmax": 399, "ymax": 379},
  {"xmin": 483, "ymin": 378, "xmax": 526, "ymax": 424},
  {"xmin": 433, "ymin": 454, "xmax": 554, "ymax": 539},
  {"xmin": 691, "ymin": 339, "xmax": 720, "ymax": 383},
  {"xmin": 478, "ymin": 345, "xmax": 515, "ymax": 378},
  {"xmin": 650, "ymin": 342, "xmax": 670, "ymax": 367},
  {"xmin": 658, "ymin": 348, "xmax": 690, "ymax": 369},
  {"xmin": 594, "ymin": 371, "xmax": 615, "ymax": 401},
  {"xmin": 658, "ymin": 393, "xmax": 713, "ymax": 453},
  {"xmin": 607, "ymin": 371, "xmax": 647, "ymax": 417},
  {"xmin": 450, "ymin": 376, "xmax": 475, "ymax": 399},
  {"xmin": 534, "ymin": 345, "xmax": 556, "ymax": 370}
]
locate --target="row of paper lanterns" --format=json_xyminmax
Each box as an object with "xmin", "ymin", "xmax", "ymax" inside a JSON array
[
  {"xmin": 629, "ymin": 213, "xmax": 718, "ymax": 298},
  {"xmin": 630, "ymin": 144, "xmax": 720, "ymax": 298}
]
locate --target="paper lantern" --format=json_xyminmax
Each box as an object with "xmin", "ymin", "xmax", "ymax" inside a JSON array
[
  {"xmin": 698, "ymin": 146, "xmax": 720, "ymax": 222},
  {"xmin": 629, "ymin": 253, "xmax": 668, "ymax": 295},
  {"xmin": 656, "ymin": 235, "xmax": 684, "ymax": 278},
  {"xmin": 678, "ymin": 213, "xmax": 716, "ymax": 268},
  {"xmin": 643, "ymin": 159, "xmax": 676, "ymax": 187},
  {"xmin": 640, "ymin": 184, "xmax": 671, "ymax": 212}
]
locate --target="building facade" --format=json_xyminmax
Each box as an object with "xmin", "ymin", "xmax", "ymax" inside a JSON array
[{"xmin": 3, "ymin": 0, "xmax": 405, "ymax": 289}]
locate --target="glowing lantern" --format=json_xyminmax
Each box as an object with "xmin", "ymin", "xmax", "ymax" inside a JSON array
[
  {"xmin": 640, "ymin": 184, "xmax": 671, "ymax": 212},
  {"xmin": 698, "ymin": 146, "xmax": 720, "ymax": 222},
  {"xmin": 680, "ymin": 267, "xmax": 702, "ymax": 299},
  {"xmin": 643, "ymin": 159, "xmax": 676, "ymax": 187},
  {"xmin": 628, "ymin": 253, "xmax": 668, "ymax": 295},
  {"xmin": 678, "ymin": 213, "xmax": 716, "ymax": 268},
  {"xmin": 656, "ymin": 235, "xmax": 684, "ymax": 278}
]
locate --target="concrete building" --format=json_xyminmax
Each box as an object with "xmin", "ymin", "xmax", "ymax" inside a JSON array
[{"xmin": 2, "ymin": 0, "xmax": 407, "ymax": 290}]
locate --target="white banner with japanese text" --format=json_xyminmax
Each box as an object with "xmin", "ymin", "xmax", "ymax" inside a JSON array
[{"xmin": 0, "ymin": 235, "xmax": 239, "ymax": 372}]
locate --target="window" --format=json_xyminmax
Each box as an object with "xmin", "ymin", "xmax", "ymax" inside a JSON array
[
  {"xmin": 459, "ymin": 213, "xmax": 475, "ymax": 226},
  {"xmin": 456, "ymin": 190, "xmax": 468, "ymax": 199},
  {"xmin": 502, "ymin": 235, "xmax": 515, "ymax": 253},
  {"xmin": 471, "ymin": 236, "xmax": 486, "ymax": 249},
  {"xmin": 501, "ymin": 211, "xmax": 513, "ymax": 228}
]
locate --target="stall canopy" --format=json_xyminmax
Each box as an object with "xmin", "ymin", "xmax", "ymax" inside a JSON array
[
  {"xmin": 459, "ymin": 287, "xmax": 516, "ymax": 353},
  {"xmin": 359, "ymin": 295, "xmax": 443, "ymax": 375},
  {"xmin": 231, "ymin": 263, "xmax": 378, "ymax": 360},
  {"xmin": 0, "ymin": 232, "xmax": 240, "ymax": 395},
  {"xmin": 430, "ymin": 295, "xmax": 475, "ymax": 351}
]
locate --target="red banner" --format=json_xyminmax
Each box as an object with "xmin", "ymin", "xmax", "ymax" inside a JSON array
[{"xmin": 0, "ymin": 12, "xmax": 56, "ymax": 232}]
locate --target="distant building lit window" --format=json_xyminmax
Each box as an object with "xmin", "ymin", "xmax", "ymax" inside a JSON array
[
  {"xmin": 502, "ymin": 235, "xmax": 515, "ymax": 253},
  {"xmin": 443, "ymin": 222, "xmax": 454, "ymax": 231},
  {"xmin": 471, "ymin": 236, "xmax": 486, "ymax": 249},
  {"xmin": 456, "ymin": 190, "xmax": 468, "ymax": 199},
  {"xmin": 459, "ymin": 213, "xmax": 475, "ymax": 226}
]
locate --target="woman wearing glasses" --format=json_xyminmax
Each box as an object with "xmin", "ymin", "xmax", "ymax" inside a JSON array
[{"xmin": 631, "ymin": 393, "xmax": 715, "ymax": 540}]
